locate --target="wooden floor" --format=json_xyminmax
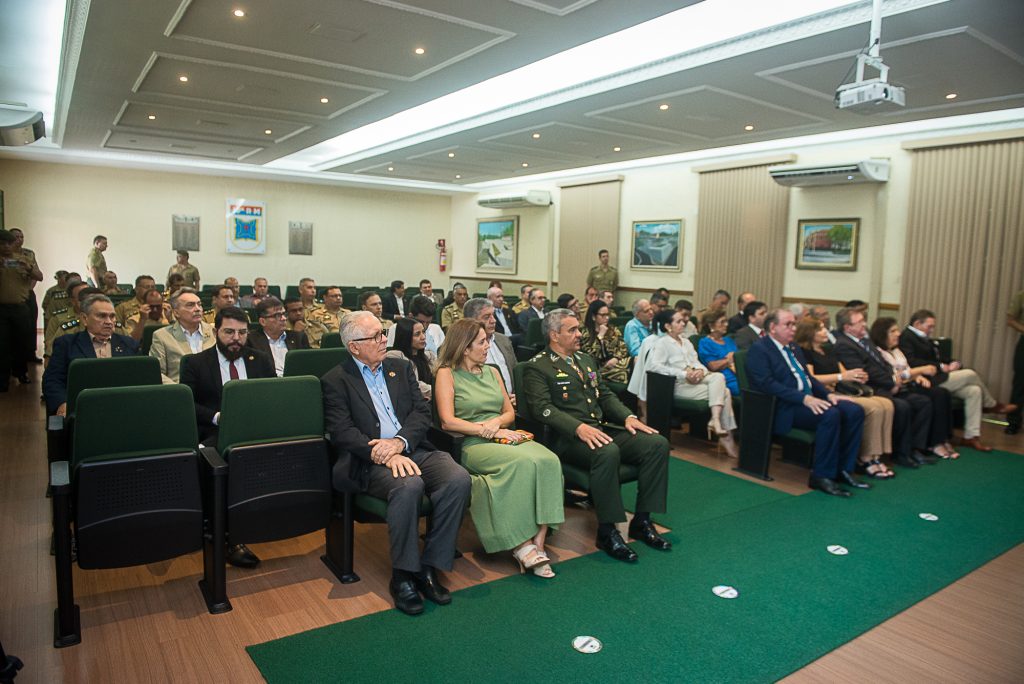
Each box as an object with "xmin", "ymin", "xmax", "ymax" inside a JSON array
[{"xmin": 2, "ymin": 362, "xmax": 1022, "ymax": 683}]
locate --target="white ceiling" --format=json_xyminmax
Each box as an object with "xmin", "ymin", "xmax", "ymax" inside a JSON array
[{"xmin": 2, "ymin": 0, "xmax": 1023, "ymax": 188}]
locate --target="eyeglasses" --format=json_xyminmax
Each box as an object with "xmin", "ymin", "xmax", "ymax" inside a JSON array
[
  {"xmin": 352, "ymin": 331, "xmax": 385, "ymax": 344},
  {"xmin": 262, "ymin": 311, "xmax": 287, "ymax": 319}
]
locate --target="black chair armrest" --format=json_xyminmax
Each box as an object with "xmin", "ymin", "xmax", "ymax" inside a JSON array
[
  {"xmin": 198, "ymin": 445, "xmax": 227, "ymax": 472},
  {"xmin": 428, "ymin": 427, "xmax": 465, "ymax": 465}
]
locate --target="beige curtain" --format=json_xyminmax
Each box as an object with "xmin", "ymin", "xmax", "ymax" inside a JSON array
[
  {"xmin": 693, "ymin": 164, "xmax": 790, "ymax": 310},
  {"xmin": 558, "ymin": 179, "xmax": 622, "ymax": 297},
  {"xmin": 901, "ymin": 139, "xmax": 1024, "ymax": 400}
]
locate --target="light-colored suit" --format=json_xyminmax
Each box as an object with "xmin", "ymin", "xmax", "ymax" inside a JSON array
[{"xmin": 149, "ymin": 321, "xmax": 215, "ymax": 383}]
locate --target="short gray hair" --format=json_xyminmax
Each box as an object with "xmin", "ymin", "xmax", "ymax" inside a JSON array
[
  {"xmin": 631, "ymin": 298, "xmax": 650, "ymax": 315},
  {"xmin": 764, "ymin": 307, "xmax": 790, "ymax": 332},
  {"xmin": 542, "ymin": 308, "xmax": 576, "ymax": 340},
  {"xmin": 340, "ymin": 310, "xmax": 378, "ymax": 345},
  {"xmin": 169, "ymin": 286, "xmax": 199, "ymax": 310},
  {"xmin": 462, "ymin": 297, "xmax": 493, "ymax": 320},
  {"xmin": 80, "ymin": 293, "xmax": 113, "ymax": 315},
  {"xmin": 486, "ymin": 286, "xmax": 502, "ymax": 299},
  {"xmin": 788, "ymin": 302, "xmax": 807, "ymax": 317}
]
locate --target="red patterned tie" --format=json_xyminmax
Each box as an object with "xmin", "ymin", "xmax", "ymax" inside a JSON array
[{"xmin": 229, "ymin": 360, "xmax": 239, "ymax": 380}]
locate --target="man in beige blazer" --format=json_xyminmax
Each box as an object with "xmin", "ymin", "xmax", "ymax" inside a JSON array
[{"xmin": 150, "ymin": 287, "xmax": 215, "ymax": 383}]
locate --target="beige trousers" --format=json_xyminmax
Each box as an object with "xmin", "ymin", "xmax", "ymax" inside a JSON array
[
  {"xmin": 941, "ymin": 369, "xmax": 996, "ymax": 439},
  {"xmin": 848, "ymin": 395, "xmax": 895, "ymax": 458},
  {"xmin": 674, "ymin": 372, "xmax": 737, "ymax": 431}
]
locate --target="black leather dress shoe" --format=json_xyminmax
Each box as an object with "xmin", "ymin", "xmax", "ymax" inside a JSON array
[
  {"xmin": 596, "ymin": 530, "xmax": 638, "ymax": 562},
  {"xmin": 1006, "ymin": 425, "xmax": 1021, "ymax": 436},
  {"xmin": 226, "ymin": 543, "xmax": 260, "ymax": 568},
  {"xmin": 894, "ymin": 454, "xmax": 919, "ymax": 469},
  {"xmin": 808, "ymin": 476, "xmax": 852, "ymax": 497},
  {"xmin": 914, "ymin": 451, "xmax": 938, "ymax": 465},
  {"xmin": 838, "ymin": 471, "xmax": 871, "ymax": 490},
  {"xmin": 627, "ymin": 519, "xmax": 672, "ymax": 550},
  {"xmin": 413, "ymin": 567, "xmax": 451, "ymax": 605},
  {"xmin": 389, "ymin": 579, "xmax": 425, "ymax": 616}
]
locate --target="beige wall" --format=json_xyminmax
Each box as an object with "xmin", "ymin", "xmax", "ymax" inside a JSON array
[{"xmin": 0, "ymin": 159, "xmax": 453, "ymax": 318}]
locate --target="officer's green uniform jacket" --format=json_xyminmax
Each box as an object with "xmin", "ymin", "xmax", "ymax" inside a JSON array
[{"xmin": 521, "ymin": 346, "xmax": 633, "ymax": 443}]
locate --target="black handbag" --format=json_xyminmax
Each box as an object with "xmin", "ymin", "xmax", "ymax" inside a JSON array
[{"xmin": 835, "ymin": 380, "xmax": 874, "ymax": 397}]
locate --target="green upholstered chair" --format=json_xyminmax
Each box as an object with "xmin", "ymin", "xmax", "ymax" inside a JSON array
[
  {"xmin": 50, "ymin": 384, "xmax": 228, "ymax": 647},
  {"xmin": 321, "ymin": 332, "xmax": 343, "ymax": 348},
  {"xmin": 283, "ymin": 348, "xmax": 351, "ymax": 378},
  {"xmin": 140, "ymin": 323, "xmax": 167, "ymax": 355}
]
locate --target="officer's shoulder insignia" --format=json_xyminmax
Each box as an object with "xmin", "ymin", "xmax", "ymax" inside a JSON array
[
  {"xmin": 60, "ymin": 319, "xmax": 81, "ymax": 330},
  {"xmin": 53, "ymin": 292, "xmax": 68, "ymax": 299},
  {"xmin": 542, "ymin": 408, "xmax": 551, "ymax": 417},
  {"xmin": 529, "ymin": 351, "xmax": 544, "ymax": 363},
  {"xmin": 52, "ymin": 307, "xmax": 69, "ymax": 315}
]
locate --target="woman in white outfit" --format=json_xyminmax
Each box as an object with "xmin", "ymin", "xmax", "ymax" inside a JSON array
[{"xmin": 645, "ymin": 309, "xmax": 739, "ymax": 458}]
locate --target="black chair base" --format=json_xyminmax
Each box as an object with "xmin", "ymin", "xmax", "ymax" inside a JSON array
[
  {"xmin": 198, "ymin": 579, "xmax": 233, "ymax": 614},
  {"xmin": 52, "ymin": 606, "xmax": 81, "ymax": 649},
  {"xmin": 320, "ymin": 554, "xmax": 361, "ymax": 584}
]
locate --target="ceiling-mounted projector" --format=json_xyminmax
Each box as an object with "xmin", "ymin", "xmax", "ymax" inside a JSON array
[
  {"xmin": 834, "ymin": 0, "xmax": 905, "ymax": 114},
  {"xmin": 0, "ymin": 105, "xmax": 46, "ymax": 146}
]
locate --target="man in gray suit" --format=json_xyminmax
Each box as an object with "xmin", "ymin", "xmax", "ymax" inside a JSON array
[
  {"xmin": 464, "ymin": 297, "xmax": 517, "ymax": 405},
  {"xmin": 733, "ymin": 300, "xmax": 767, "ymax": 351},
  {"xmin": 149, "ymin": 287, "xmax": 215, "ymax": 383}
]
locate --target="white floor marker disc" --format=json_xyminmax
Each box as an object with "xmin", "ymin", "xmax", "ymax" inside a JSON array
[
  {"xmin": 919, "ymin": 513, "xmax": 939, "ymax": 522},
  {"xmin": 712, "ymin": 585, "xmax": 739, "ymax": 599},
  {"xmin": 572, "ymin": 636, "xmax": 602, "ymax": 653},
  {"xmin": 827, "ymin": 545, "xmax": 849, "ymax": 555}
]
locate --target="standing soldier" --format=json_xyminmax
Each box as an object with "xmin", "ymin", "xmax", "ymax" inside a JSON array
[
  {"xmin": 166, "ymin": 250, "xmax": 200, "ymax": 290},
  {"xmin": 586, "ymin": 249, "xmax": 618, "ymax": 299},
  {"xmin": 1, "ymin": 229, "xmax": 36, "ymax": 388},
  {"xmin": 86, "ymin": 235, "xmax": 108, "ymax": 287},
  {"xmin": 10, "ymin": 228, "xmax": 44, "ymax": 363}
]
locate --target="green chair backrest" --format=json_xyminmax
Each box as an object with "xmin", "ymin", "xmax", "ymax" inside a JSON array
[
  {"xmin": 67, "ymin": 356, "xmax": 162, "ymax": 415},
  {"xmin": 72, "ymin": 384, "xmax": 197, "ymax": 468},
  {"xmin": 239, "ymin": 285, "xmax": 254, "ymax": 296},
  {"xmin": 322, "ymin": 332, "xmax": 343, "ymax": 348},
  {"xmin": 734, "ymin": 349, "xmax": 749, "ymax": 391},
  {"xmin": 689, "ymin": 334, "xmax": 701, "ymax": 349},
  {"xmin": 525, "ymin": 318, "xmax": 544, "ymax": 347},
  {"xmin": 217, "ymin": 377, "xmax": 324, "ymax": 453},
  {"xmin": 141, "ymin": 323, "xmax": 168, "ymax": 355},
  {"xmin": 283, "ymin": 348, "xmax": 351, "ymax": 378},
  {"xmin": 267, "ymin": 285, "xmax": 281, "ymax": 298},
  {"xmin": 285, "ymin": 285, "xmax": 300, "ymax": 300}
]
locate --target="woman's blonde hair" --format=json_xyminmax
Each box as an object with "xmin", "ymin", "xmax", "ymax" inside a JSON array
[{"xmin": 436, "ymin": 318, "xmax": 485, "ymax": 369}]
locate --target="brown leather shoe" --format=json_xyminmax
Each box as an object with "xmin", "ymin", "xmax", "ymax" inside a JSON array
[
  {"xmin": 985, "ymin": 403, "xmax": 1019, "ymax": 415},
  {"xmin": 959, "ymin": 436, "xmax": 993, "ymax": 452}
]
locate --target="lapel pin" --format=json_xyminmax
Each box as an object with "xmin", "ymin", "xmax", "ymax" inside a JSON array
[{"xmin": 388, "ymin": 371, "xmax": 396, "ymax": 377}]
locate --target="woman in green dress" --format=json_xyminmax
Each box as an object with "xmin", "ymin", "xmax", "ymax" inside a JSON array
[
  {"xmin": 579, "ymin": 300, "xmax": 630, "ymax": 384},
  {"xmin": 434, "ymin": 319, "xmax": 565, "ymax": 578}
]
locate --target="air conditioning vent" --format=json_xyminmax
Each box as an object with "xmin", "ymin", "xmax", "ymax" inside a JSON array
[
  {"xmin": 477, "ymin": 190, "xmax": 551, "ymax": 209},
  {"xmin": 769, "ymin": 159, "xmax": 889, "ymax": 187}
]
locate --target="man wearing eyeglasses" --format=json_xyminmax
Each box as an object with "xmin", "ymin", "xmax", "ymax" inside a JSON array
[
  {"xmin": 149, "ymin": 287, "xmax": 216, "ymax": 383},
  {"xmin": 247, "ymin": 296, "xmax": 309, "ymax": 376},
  {"xmin": 321, "ymin": 311, "xmax": 470, "ymax": 616}
]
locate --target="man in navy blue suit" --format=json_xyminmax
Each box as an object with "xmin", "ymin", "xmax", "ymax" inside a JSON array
[
  {"xmin": 746, "ymin": 308, "xmax": 867, "ymax": 497},
  {"xmin": 43, "ymin": 293, "xmax": 138, "ymax": 415}
]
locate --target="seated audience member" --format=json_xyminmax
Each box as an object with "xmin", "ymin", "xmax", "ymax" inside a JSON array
[
  {"xmin": 165, "ymin": 272, "xmax": 186, "ymax": 298},
  {"xmin": 746, "ymin": 308, "xmax": 866, "ymax": 496},
  {"xmin": 114, "ymin": 274, "xmax": 157, "ymax": 326},
  {"xmin": 845, "ymin": 299, "xmax": 869, "ymax": 319},
  {"xmin": 305, "ymin": 285, "xmax": 350, "ymax": 348},
  {"xmin": 649, "ymin": 293, "xmax": 668, "ymax": 315},
  {"xmin": 899, "ymin": 309, "xmax": 1017, "ymax": 452},
  {"xmin": 386, "ymin": 317, "xmax": 437, "ymax": 400},
  {"xmin": 360, "ymin": 291, "xmax": 394, "ymax": 330},
  {"xmin": 556, "ymin": 292, "xmax": 580, "ymax": 317},
  {"xmin": 381, "ymin": 280, "xmax": 407, "ymax": 321},
  {"xmin": 873, "ymin": 316, "xmax": 958, "ymax": 458},
  {"xmin": 487, "ymin": 280, "xmax": 503, "ymax": 290},
  {"xmin": 584, "ymin": 286, "xmax": 599, "ymax": 306},
  {"xmin": 224, "ymin": 277, "xmax": 240, "ymax": 298},
  {"xmin": 599, "ymin": 290, "xmax": 615, "ymax": 308},
  {"xmin": 511, "ymin": 284, "xmax": 533, "ymax": 318},
  {"xmin": 248, "ymin": 297, "xmax": 310, "ymax": 376},
  {"xmin": 434, "ymin": 319, "xmax": 564, "ymax": 577},
  {"xmin": 522, "ymin": 308, "xmax": 670, "ymax": 562},
  {"xmin": 41, "ymin": 270, "xmax": 72, "ymax": 329},
  {"xmin": 486, "ymin": 286, "xmax": 513, "ymax": 337},
  {"xmin": 202, "ymin": 284, "xmax": 237, "ymax": 325},
  {"xmin": 727, "ymin": 292, "xmax": 756, "ymax": 334},
  {"xmin": 284, "ymin": 296, "xmax": 307, "ymax": 333},
  {"xmin": 126, "ymin": 288, "xmax": 174, "ymax": 341},
  {"xmin": 697, "ymin": 289, "xmax": 731, "ymax": 334},
  {"xmin": 697, "ymin": 310, "xmax": 740, "ymax": 396},
  {"xmin": 149, "ymin": 287, "xmax": 215, "ymax": 384},
  {"xmin": 463, "ymin": 297, "xmax": 516, "ymax": 402},
  {"xmin": 623, "ymin": 298, "xmax": 654, "ymax": 356},
  {"xmin": 298, "ymin": 277, "xmax": 322, "ymax": 315},
  {"xmin": 674, "ymin": 299, "xmax": 698, "ymax": 337},
  {"xmin": 239, "ymin": 278, "xmax": 270, "ymax": 309},
  {"xmin": 181, "ymin": 306, "xmax": 274, "ymax": 570},
  {"xmin": 732, "ymin": 300, "xmax": 768, "ymax": 351},
  {"xmin": 43, "ymin": 294, "xmax": 138, "ymax": 416},
  {"xmin": 43, "ymin": 280, "xmax": 89, "ymax": 359},
  {"xmin": 788, "ymin": 302, "xmax": 808, "ymax": 320},
  {"xmin": 392, "ymin": 295, "xmax": 445, "ymax": 354},
  {"xmin": 832, "ymin": 307, "xmax": 935, "ymax": 469},
  {"xmin": 441, "ymin": 281, "xmax": 465, "ymax": 308},
  {"xmin": 417, "ymin": 279, "xmax": 445, "ymax": 310},
  {"xmin": 441, "ymin": 284, "xmax": 469, "ymax": 331},
  {"xmin": 808, "ymin": 305, "xmax": 836, "ymax": 344},
  {"xmin": 647, "ymin": 309, "xmax": 739, "ymax": 458},
  {"xmin": 321, "ymin": 311, "xmax": 471, "ymax": 616},
  {"xmin": 795, "ymin": 317, "xmax": 896, "ymax": 479},
  {"xmin": 516, "ymin": 287, "xmax": 547, "ymax": 333},
  {"xmin": 580, "ymin": 299, "xmax": 630, "ymax": 384},
  {"xmin": 100, "ymin": 271, "xmax": 122, "ymax": 295}
]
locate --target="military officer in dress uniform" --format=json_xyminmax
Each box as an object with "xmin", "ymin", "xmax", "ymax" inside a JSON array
[
  {"xmin": 521, "ymin": 307, "xmax": 671, "ymax": 563},
  {"xmin": 440, "ymin": 284, "xmax": 468, "ymax": 331},
  {"xmin": 586, "ymin": 249, "xmax": 618, "ymax": 296},
  {"xmin": 202, "ymin": 284, "xmax": 237, "ymax": 325},
  {"xmin": 305, "ymin": 285, "xmax": 349, "ymax": 348},
  {"xmin": 298, "ymin": 277, "xmax": 323, "ymax": 317},
  {"xmin": 41, "ymin": 270, "xmax": 71, "ymax": 329},
  {"xmin": 114, "ymin": 274, "xmax": 157, "ymax": 326},
  {"xmin": 44, "ymin": 280, "xmax": 90, "ymax": 360}
]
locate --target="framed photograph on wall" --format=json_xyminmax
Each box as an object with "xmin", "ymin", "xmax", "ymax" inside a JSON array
[
  {"xmin": 795, "ymin": 218, "xmax": 859, "ymax": 271},
  {"xmin": 631, "ymin": 219, "xmax": 683, "ymax": 271},
  {"xmin": 476, "ymin": 216, "xmax": 518, "ymax": 274}
]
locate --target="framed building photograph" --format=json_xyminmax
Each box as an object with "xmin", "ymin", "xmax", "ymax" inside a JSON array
[
  {"xmin": 631, "ymin": 219, "xmax": 683, "ymax": 271},
  {"xmin": 476, "ymin": 216, "xmax": 518, "ymax": 274},
  {"xmin": 795, "ymin": 218, "xmax": 859, "ymax": 271}
]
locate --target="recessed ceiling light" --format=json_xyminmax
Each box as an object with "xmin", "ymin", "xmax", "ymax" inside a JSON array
[
  {"xmin": 521, "ymin": 162, "xmax": 529, "ymax": 168},
  {"xmin": 414, "ymin": 47, "xmax": 426, "ymax": 55},
  {"xmin": 945, "ymin": 93, "xmax": 957, "ymax": 100},
  {"xmin": 178, "ymin": 75, "xmax": 189, "ymax": 83},
  {"xmin": 387, "ymin": 166, "xmax": 394, "ymax": 172},
  {"xmin": 744, "ymin": 124, "xmax": 754, "ymax": 131},
  {"xmin": 232, "ymin": 9, "xmax": 245, "ymax": 18},
  {"xmin": 447, "ymin": 152, "xmax": 455, "ymax": 158},
  {"xmin": 658, "ymin": 104, "xmax": 669, "ymax": 111},
  {"xmin": 612, "ymin": 146, "xmax": 621, "ymax": 152},
  {"xmin": 531, "ymin": 132, "xmax": 540, "ymax": 139},
  {"xmin": 264, "ymin": 129, "xmax": 272, "ymax": 135},
  {"xmin": 455, "ymin": 174, "xmax": 462, "ymax": 179},
  {"xmin": 147, "ymin": 114, "xmax": 156, "ymax": 120},
  {"xmin": 320, "ymin": 97, "xmax": 330, "ymax": 104}
]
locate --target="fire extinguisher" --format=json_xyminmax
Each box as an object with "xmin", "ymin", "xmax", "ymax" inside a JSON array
[{"xmin": 436, "ymin": 238, "xmax": 447, "ymax": 272}]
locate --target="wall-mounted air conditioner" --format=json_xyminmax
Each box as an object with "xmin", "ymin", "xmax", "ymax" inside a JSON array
[
  {"xmin": 477, "ymin": 190, "xmax": 552, "ymax": 209},
  {"xmin": 768, "ymin": 159, "xmax": 890, "ymax": 187}
]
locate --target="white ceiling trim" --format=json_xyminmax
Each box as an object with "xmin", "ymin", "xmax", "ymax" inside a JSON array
[{"xmin": 506, "ymin": 0, "xmax": 601, "ymax": 17}]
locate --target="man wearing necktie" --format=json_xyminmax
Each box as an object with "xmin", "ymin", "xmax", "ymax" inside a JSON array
[{"xmin": 747, "ymin": 309, "xmax": 866, "ymax": 497}]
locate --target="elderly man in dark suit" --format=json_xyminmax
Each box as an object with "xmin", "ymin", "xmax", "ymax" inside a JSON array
[
  {"xmin": 321, "ymin": 311, "xmax": 470, "ymax": 616},
  {"xmin": 746, "ymin": 308, "xmax": 866, "ymax": 496},
  {"xmin": 463, "ymin": 297, "xmax": 517, "ymax": 403},
  {"xmin": 247, "ymin": 297, "xmax": 309, "ymax": 376},
  {"xmin": 43, "ymin": 293, "xmax": 138, "ymax": 416},
  {"xmin": 832, "ymin": 306, "xmax": 935, "ymax": 468}
]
